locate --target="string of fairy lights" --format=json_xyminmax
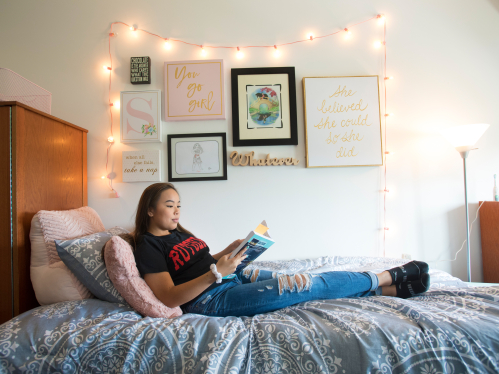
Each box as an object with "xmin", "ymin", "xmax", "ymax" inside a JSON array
[{"xmin": 102, "ymin": 14, "xmax": 393, "ymax": 255}]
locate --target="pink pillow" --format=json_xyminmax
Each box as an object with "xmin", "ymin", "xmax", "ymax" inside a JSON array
[
  {"xmin": 104, "ymin": 236, "xmax": 182, "ymax": 319},
  {"xmin": 30, "ymin": 206, "xmax": 105, "ymax": 305}
]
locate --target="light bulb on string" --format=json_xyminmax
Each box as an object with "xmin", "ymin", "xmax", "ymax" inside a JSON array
[
  {"xmin": 101, "ymin": 175, "xmax": 106, "ymax": 179},
  {"xmin": 107, "ymin": 136, "xmax": 114, "ymax": 143},
  {"xmin": 273, "ymin": 45, "xmax": 280, "ymax": 58},
  {"xmin": 102, "ymin": 14, "xmax": 392, "ymax": 200},
  {"xmin": 236, "ymin": 47, "xmax": 244, "ymax": 59},
  {"xmin": 373, "ymin": 40, "xmax": 383, "ymax": 48}
]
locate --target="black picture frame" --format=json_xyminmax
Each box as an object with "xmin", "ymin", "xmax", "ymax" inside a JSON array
[
  {"xmin": 130, "ymin": 56, "xmax": 151, "ymax": 84},
  {"xmin": 231, "ymin": 66, "xmax": 298, "ymax": 146},
  {"xmin": 167, "ymin": 133, "xmax": 227, "ymax": 182}
]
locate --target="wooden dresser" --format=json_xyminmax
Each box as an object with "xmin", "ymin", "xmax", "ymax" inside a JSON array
[
  {"xmin": 479, "ymin": 201, "xmax": 499, "ymax": 283},
  {"xmin": 0, "ymin": 102, "xmax": 88, "ymax": 325}
]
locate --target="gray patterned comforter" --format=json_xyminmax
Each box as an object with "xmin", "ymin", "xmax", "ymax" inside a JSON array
[{"xmin": 1, "ymin": 256, "xmax": 498, "ymax": 373}]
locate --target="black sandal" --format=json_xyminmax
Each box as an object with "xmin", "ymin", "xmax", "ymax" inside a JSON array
[
  {"xmin": 387, "ymin": 260, "xmax": 429, "ymax": 285},
  {"xmin": 396, "ymin": 273, "xmax": 430, "ymax": 299}
]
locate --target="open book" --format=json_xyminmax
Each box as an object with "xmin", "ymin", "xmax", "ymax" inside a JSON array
[{"xmin": 226, "ymin": 220, "xmax": 275, "ymax": 276}]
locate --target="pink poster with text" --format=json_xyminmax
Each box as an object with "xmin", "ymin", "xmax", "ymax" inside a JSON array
[{"xmin": 164, "ymin": 59, "xmax": 225, "ymax": 121}]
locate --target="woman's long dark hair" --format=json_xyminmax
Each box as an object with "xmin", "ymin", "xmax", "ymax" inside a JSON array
[{"xmin": 120, "ymin": 182, "xmax": 194, "ymax": 252}]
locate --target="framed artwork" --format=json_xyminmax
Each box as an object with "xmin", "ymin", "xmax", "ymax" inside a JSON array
[
  {"xmin": 120, "ymin": 90, "xmax": 161, "ymax": 143},
  {"xmin": 303, "ymin": 75, "xmax": 383, "ymax": 168},
  {"xmin": 130, "ymin": 56, "xmax": 151, "ymax": 84},
  {"xmin": 164, "ymin": 59, "xmax": 225, "ymax": 121},
  {"xmin": 231, "ymin": 67, "xmax": 298, "ymax": 146},
  {"xmin": 167, "ymin": 133, "xmax": 227, "ymax": 182},
  {"xmin": 122, "ymin": 150, "xmax": 161, "ymax": 182}
]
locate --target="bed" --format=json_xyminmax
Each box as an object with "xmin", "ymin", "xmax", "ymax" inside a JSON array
[
  {"xmin": 1, "ymin": 103, "xmax": 498, "ymax": 373},
  {"xmin": 1, "ymin": 256, "xmax": 499, "ymax": 373}
]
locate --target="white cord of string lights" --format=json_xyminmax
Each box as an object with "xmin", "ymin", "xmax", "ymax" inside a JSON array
[{"xmin": 431, "ymin": 200, "xmax": 485, "ymax": 263}]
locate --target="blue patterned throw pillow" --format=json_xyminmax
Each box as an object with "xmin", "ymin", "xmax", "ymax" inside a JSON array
[{"xmin": 55, "ymin": 227, "xmax": 130, "ymax": 304}]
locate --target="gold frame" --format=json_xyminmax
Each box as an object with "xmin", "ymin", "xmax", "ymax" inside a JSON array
[{"xmin": 302, "ymin": 75, "xmax": 383, "ymax": 168}]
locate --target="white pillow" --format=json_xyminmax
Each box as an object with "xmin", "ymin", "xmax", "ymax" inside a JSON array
[{"xmin": 30, "ymin": 206, "xmax": 105, "ymax": 305}]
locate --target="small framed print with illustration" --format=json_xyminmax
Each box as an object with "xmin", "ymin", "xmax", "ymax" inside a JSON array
[
  {"xmin": 231, "ymin": 67, "xmax": 298, "ymax": 146},
  {"xmin": 167, "ymin": 133, "xmax": 227, "ymax": 182},
  {"xmin": 120, "ymin": 90, "xmax": 161, "ymax": 143}
]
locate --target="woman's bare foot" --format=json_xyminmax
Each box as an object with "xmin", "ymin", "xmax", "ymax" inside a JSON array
[
  {"xmin": 376, "ymin": 271, "xmax": 393, "ymax": 287},
  {"xmin": 381, "ymin": 285, "xmax": 397, "ymax": 296},
  {"xmin": 376, "ymin": 271, "xmax": 397, "ymax": 296}
]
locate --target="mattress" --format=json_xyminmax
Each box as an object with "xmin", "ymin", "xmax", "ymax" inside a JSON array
[{"xmin": 1, "ymin": 256, "xmax": 498, "ymax": 373}]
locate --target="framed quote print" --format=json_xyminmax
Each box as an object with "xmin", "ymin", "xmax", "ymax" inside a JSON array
[
  {"xmin": 167, "ymin": 133, "xmax": 227, "ymax": 182},
  {"xmin": 164, "ymin": 59, "xmax": 225, "ymax": 121},
  {"xmin": 122, "ymin": 150, "xmax": 161, "ymax": 182},
  {"xmin": 303, "ymin": 76, "xmax": 383, "ymax": 168},
  {"xmin": 120, "ymin": 90, "xmax": 161, "ymax": 143},
  {"xmin": 231, "ymin": 66, "xmax": 298, "ymax": 146}
]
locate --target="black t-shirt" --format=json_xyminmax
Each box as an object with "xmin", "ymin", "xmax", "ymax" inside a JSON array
[{"xmin": 134, "ymin": 230, "xmax": 217, "ymax": 286}]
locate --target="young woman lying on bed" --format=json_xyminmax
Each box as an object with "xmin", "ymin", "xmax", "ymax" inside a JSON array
[{"xmin": 122, "ymin": 183, "xmax": 430, "ymax": 317}]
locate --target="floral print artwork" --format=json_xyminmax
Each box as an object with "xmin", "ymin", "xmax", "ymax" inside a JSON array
[{"xmin": 142, "ymin": 123, "xmax": 157, "ymax": 137}]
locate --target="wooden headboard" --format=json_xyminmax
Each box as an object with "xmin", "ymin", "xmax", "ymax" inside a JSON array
[{"xmin": 0, "ymin": 101, "xmax": 88, "ymax": 324}]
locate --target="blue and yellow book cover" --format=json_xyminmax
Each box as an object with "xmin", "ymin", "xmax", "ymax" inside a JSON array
[{"xmin": 229, "ymin": 221, "xmax": 275, "ymax": 275}]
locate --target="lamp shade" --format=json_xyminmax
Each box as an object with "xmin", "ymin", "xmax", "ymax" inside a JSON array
[{"xmin": 440, "ymin": 123, "xmax": 490, "ymax": 148}]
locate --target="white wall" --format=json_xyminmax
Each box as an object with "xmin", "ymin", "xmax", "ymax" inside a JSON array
[{"xmin": 1, "ymin": 0, "xmax": 498, "ymax": 282}]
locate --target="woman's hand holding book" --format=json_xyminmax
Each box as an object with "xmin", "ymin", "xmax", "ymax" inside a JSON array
[{"xmin": 217, "ymin": 248, "xmax": 248, "ymax": 277}]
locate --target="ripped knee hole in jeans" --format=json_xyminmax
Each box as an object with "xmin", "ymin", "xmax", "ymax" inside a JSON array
[{"xmin": 242, "ymin": 269, "xmax": 313, "ymax": 295}]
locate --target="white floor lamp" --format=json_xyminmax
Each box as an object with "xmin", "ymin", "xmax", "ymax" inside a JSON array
[{"xmin": 440, "ymin": 123, "xmax": 489, "ymax": 282}]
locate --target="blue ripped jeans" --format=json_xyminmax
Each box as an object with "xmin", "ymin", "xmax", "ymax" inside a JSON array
[{"xmin": 181, "ymin": 269, "xmax": 381, "ymax": 317}]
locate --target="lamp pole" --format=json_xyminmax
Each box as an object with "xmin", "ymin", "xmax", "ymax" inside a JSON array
[
  {"xmin": 441, "ymin": 123, "xmax": 490, "ymax": 283},
  {"xmin": 462, "ymin": 156, "xmax": 471, "ymax": 282},
  {"xmin": 458, "ymin": 147, "xmax": 472, "ymax": 282}
]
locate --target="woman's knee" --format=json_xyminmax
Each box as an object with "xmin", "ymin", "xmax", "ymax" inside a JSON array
[
  {"xmin": 276, "ymin": 273, "xmax": 314, "ymax": 295},
  {"xmin": 240, "ymin": 268, "xmax": 275, "ymax": 283},
  {"xmin": 239, "ymin": 270, "xmax": 315, "ymax": 295}
]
